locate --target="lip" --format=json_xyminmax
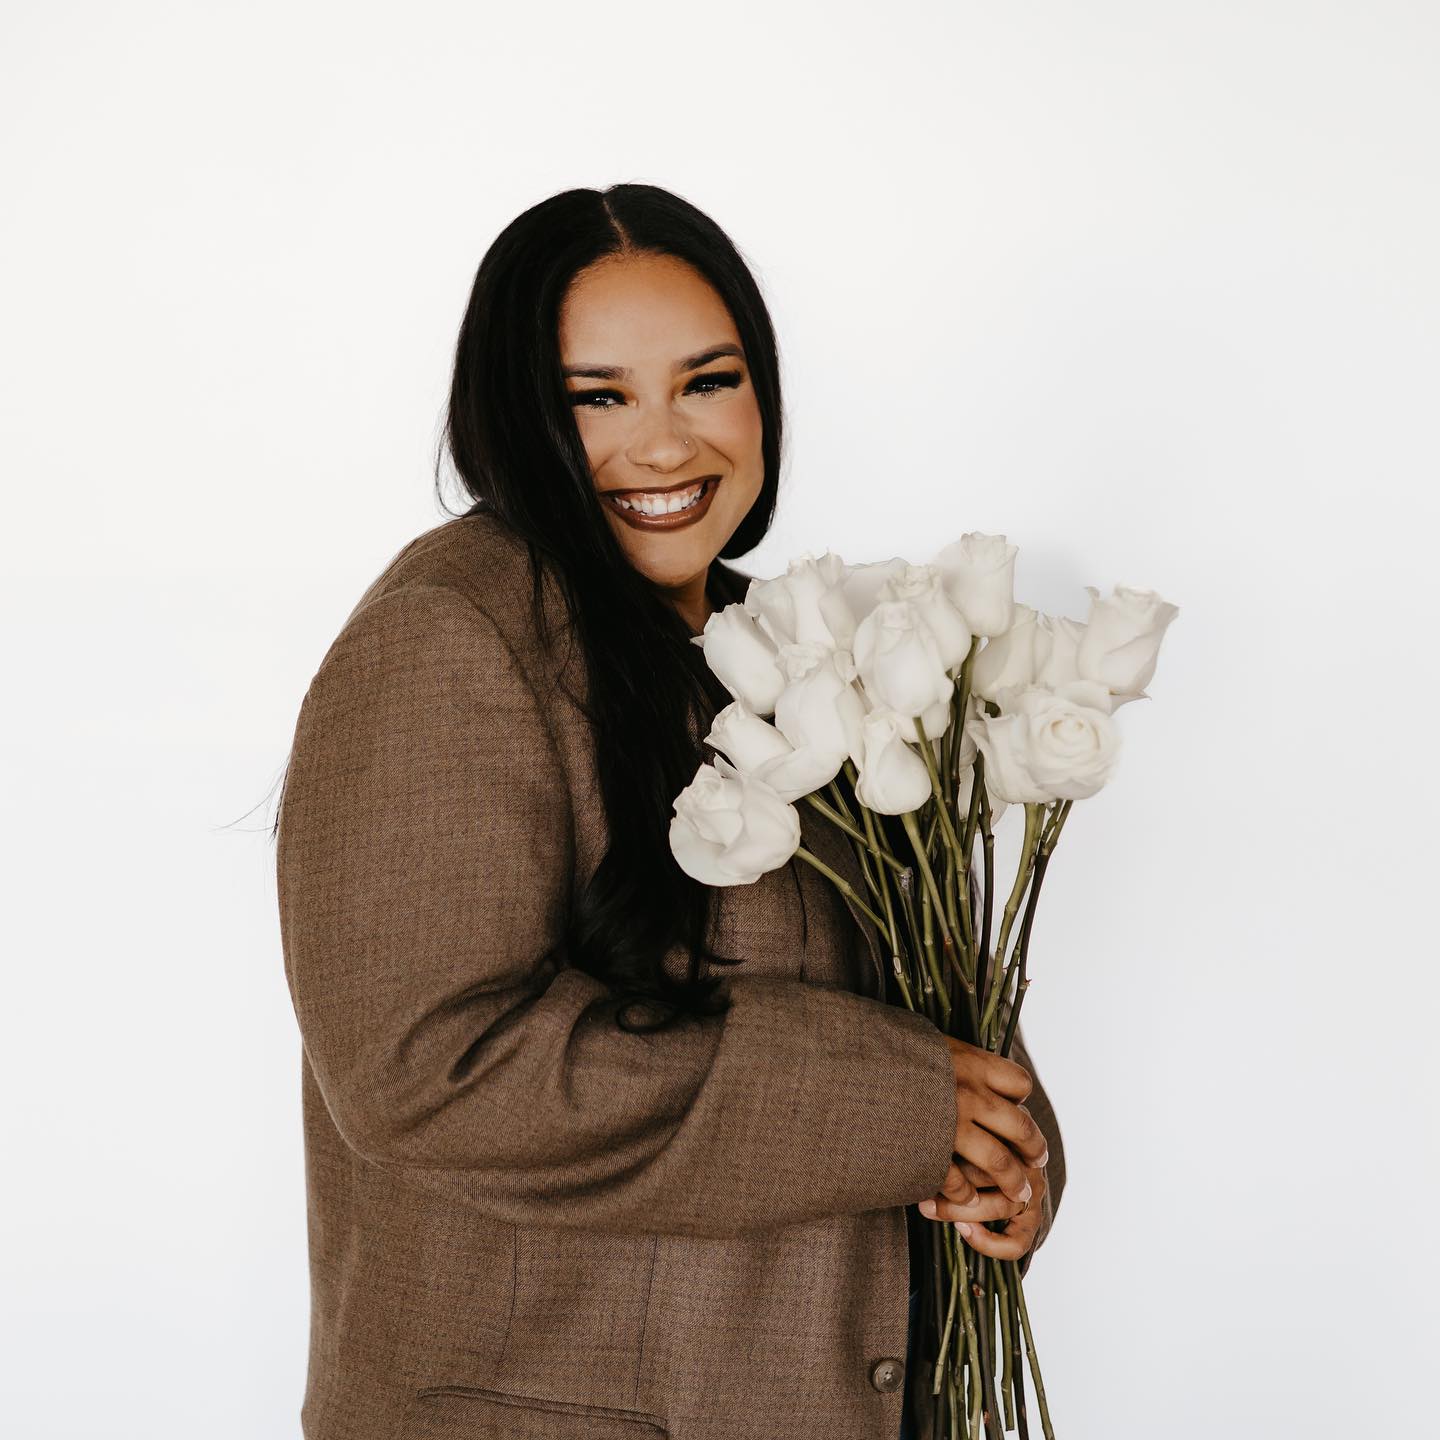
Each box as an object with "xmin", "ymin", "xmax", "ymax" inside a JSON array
[{"xmin": 601, "ymin": 475, "xmax": 721, "ymax": 532}]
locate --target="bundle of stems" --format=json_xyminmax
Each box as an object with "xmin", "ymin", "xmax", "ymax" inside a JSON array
[{"xmin": 795, "ymin": 636, "xmax": 1071, "ymax": 1440}]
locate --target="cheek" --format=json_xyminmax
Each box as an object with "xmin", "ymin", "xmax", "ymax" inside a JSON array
[
  {"xmin": 570, "ymin": 414, "xmax": 612, "ymax": 473},
  {"xmin": 706, "ymin": 396, "xmax": 765, "ymax": 471}
]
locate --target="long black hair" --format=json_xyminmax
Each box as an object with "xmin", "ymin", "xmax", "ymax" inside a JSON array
[
  {"xmin": 408, "ymin": 184, "xmax": 790, "ymax": 1037},
  {"xmin": 440, "ymin": 184, "xmax": 788, "ymax": 1031}
]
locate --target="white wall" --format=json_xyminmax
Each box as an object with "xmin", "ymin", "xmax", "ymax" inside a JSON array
[{"xmin": 3, "ymin": 2, "xmax": 1435, "ymax": 1435}]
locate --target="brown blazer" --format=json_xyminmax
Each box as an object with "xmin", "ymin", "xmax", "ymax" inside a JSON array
[{"xmin": 276, "ymin": 512, "xmax": 1065, "ymax": 1440}]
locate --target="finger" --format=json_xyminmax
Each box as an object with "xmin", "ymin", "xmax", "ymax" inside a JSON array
[
  {"xmin": 959, "ymin": 1156, "xmax": 1050, "ymax": 1192},
  {"xmin": 954, "ymin": 1213, "xmax": 1035, "ymax": 1261},
  {"xmin": 970, "ymin": 1095, "xmax": 1049, "ymax": 1169},
  {"xmin": 955, "ymin": 1170, "xmax": 1044, "ymax": 1250},
  {"xmin": 933, "ymin": 1159, "xmax": 978, "ymax": 1209},
  {"xmin": 957, "ymin": 1160, "xmax": 1000, "ymax": 1188},
  {"xmin": 955, "ymin": 1124, "xmax": 1033, "ymax": 1205},
  {"xmin": 983, "ymin": 1053, "xmax": 1034, "ymax": 1101},
  {"xmin": 942, "ymin": 1159, "xmax": 1036, "ymax": 1215},
  {"xmin": 918, "ymin": 1186, "xmax": 1028, "ymax": 1223},
  {"xmin": 959, "ymin": 1160, "xmax": 992, "ymax": 1183}
]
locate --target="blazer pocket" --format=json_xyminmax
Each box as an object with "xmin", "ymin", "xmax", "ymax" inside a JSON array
[{"xmin": 402, "ymin": 1383, "xmax": 670, "ymax": 1439}]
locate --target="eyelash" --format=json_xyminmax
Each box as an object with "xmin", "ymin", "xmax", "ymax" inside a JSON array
[{"xmin": 568, "ymin": 369, "xmax": 744, "ymax": 411}]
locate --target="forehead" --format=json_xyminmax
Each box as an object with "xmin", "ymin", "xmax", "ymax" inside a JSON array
[{"xmin": 558, "ymin": 253, "xmax": 739, "ymax": 360}]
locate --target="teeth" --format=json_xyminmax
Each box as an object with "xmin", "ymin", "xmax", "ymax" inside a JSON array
[{"xmin": 616, "ymin": 480, "xmax": 707, "ymax": 516}]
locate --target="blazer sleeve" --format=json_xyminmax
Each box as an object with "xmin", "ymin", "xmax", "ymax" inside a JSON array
[{"xmin": 277, "ymin": 581, "xmax": 960, "ymax": 1239}]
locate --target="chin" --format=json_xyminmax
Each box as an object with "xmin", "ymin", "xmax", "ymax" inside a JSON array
[{"xmin": 627, "ymin": 548, "xmax": 712, "ymax": 590}]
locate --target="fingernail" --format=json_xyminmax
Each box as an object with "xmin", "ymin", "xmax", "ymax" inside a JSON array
[
  {"xmin": 1020, "ymin": 1183, "xmax": 1032, "ymax": 1202},
  {"xmin": 918, "ymin": 1199, "xmax": 936, "ymax": 1218},
  {"xmin": 956, "ymin": 1222, "xmax": 973, "ymax": 1237},
  {"xmin": 1037, "ymin": 1150, "xmax": 1049, "ymax": 1166}
]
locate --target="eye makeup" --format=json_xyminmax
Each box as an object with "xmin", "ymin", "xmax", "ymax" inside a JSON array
[{"xmin": 569, "ymin": 368, "xmax": 745, "ymax": 410}]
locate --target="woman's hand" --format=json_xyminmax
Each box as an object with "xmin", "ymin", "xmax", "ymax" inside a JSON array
[
  {"xmin": 916, "ymin": 1037, "xmax": 1049, "ymax": 1227},
  {"xmin": 922, "ymin": 1161, "xmax": 1049, "ymax": 1261}
]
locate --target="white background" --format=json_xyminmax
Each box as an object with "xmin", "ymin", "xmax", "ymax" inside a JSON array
[{"xmin": 3, "ymin": 3, "xmax": 1436, "ymax": 1436}]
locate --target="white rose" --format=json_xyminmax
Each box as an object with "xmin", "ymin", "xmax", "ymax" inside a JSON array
[
  {"xmin": 839, "ymin": 556, "xmax": 909, "ymax": 628},
  {"xmin": 743, "ymin": 552, "xmax": 857, "ymax": 651},
  {"xmin": 955, "ymin": 694, "xmax": 1006, "ymax": 827},
  {"xmin": 690, "ymin": 603, "xmax": 786, "ymax": 715},
  {"xmin": 1076, "ymin": 584, "xmax": 1179, "ymax": 705},
  {"xmin": 971, "ymin": 604, "xmax": 1044, "ymax": 702},
  {"xmin": 705, "ymin": 700, "xmax": 843, "ymax": 802},
  {"xmin": 965, "ymin": 680, "xmax": 1121, "ymax": 803},
  {"xmin": 669, "ymin": 754, "xmax": 801, "ymax": 885},
  {"xmin": 876, "ymin": 563, "xmax": 974, "ymax": 671},
  {"xmin": 753, "ymin": 746, "xmax": 846, "ymax": 803},
  {"xmin": 932, "ymin": 532, "xmax": 1018, "ymax": 638},
  {"xmin": 704, "ymin": 701, "xmax": 793, "ymax": 772},
  {"xmin": 853, "ymin": 708, "xmax": 934, "ymax": 815},
  {"xmin": 773, "ymin": 643, "xmax": 868, "ymax": 770},
  {"xmin": 1034, "ymin": 612, "xmax": 1086, "ymax": 689},
  {"xmin": 851, "ymin": 600, "xmax": 955, "ymax": 744}
]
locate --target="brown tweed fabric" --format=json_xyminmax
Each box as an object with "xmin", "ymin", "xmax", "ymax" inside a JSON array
[{"xmin": 276, "ymin": 513, "xmax": 1065, "ymax": 1440}]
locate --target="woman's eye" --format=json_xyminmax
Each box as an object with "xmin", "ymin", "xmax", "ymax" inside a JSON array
[
  {"xmin": 687, "ymin": 369, "xmax": 743, "ymax": 397},
  {"xmin": 569, "ymin": 388, "xmax": 624, "ymax": 410},
  {"xmin": 569, "ymin": 371, "xmax": 742, "ymax": 410}
]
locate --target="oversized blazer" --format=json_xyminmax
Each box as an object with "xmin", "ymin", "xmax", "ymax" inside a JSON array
[{"xmin": 276, "ymin": 511, "xmax": 1066, "ymax": 1440}]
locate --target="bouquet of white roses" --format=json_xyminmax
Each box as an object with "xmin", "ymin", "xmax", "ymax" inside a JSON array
[{"xmin": 669, "ymin": 532, "xmax": 1178, "ymax": 1439}]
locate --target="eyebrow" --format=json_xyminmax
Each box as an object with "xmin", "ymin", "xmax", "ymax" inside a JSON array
[{"xmin": 561, "ymin": 343, "xmax": 745, "ymax": 381}]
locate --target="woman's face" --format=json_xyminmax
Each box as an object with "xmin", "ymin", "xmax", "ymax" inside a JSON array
[{"xmin": 558, "ymin": 251, "xmax": 765, "ymax": 618}]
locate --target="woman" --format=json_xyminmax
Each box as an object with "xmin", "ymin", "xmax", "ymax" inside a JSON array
[{"xmin": 274, "ymin": 183, "xmax": 1065, "ymax": 1440}]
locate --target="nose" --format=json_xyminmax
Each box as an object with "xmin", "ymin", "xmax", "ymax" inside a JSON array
[{"xmin": 624, "ymin": 409, "xmax": 695, "ymax": 472}]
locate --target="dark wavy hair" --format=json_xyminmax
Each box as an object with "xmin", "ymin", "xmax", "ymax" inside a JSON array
[
  {"xmin": 274, "ymin": 187, "xmax": 782, "ymax": 1043},
  {"xmin": 262, "ymin": 185, "xmax": 791, "ymax": 1032},
  {"xmin": 439, "ymin": 183, "xmax": 788, "ymax": 1032}
]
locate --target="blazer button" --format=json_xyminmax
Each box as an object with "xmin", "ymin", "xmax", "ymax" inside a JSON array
[{"xmin": 869, "ymin": 1356, "xmax": 905, "ymax": 1393}]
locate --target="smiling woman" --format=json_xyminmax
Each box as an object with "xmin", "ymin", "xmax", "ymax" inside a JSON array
[
  {"xmin": 559, "ymin": 254, "xmax": 767, "ymax": 631},
  {"xmin": 601, "ymin": 472, "xmax": 721, "ymax": 524},
  {"xmin": 273, "ymin": 182, "xmax": 1063, "ymax": 1440},
  {"xmin": 430, "ymin": 187, "xmax": 789, "ymax": 1050}
]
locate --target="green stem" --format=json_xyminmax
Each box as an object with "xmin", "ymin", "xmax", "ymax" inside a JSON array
[
  {"xmin": 950, "ymin": 1225, "xmax": 987, "ymax": 1431},
  {"xmin": 978, "ymin": 804, "xmax": 1043, "ymax": 1041},
  {"xmin": 792, "ymin": 845, "xmax": 887, "ymax": 932},
  {"xmin": 825, "ymin": 775, "xmax": 855, "ymax": 822},
  {"xmin": 901, "ymin": 810, "xmax": 952, "ymax": 1025},
  {"xmin": 976, "ymin": 776, "xmax": 996, "ymax": 1021},
  {"xmin": 952, "ymin": 639, "xmax": 980, "ymax": 788},
  {"xmin": 1000, "ymin": 845, "xmax": 1051, "ymax": 1058},
  {"xmin": 918, "ymin": 731, "xmax": 976, "ymax": 957},
  {"xmin": 932, "ymin": 1230, "xmax": 962, "ymax": 1389},
  {"xmin": 971, "ymin": 1255, "xmax": 1003, "ymax": 1440},
  {"xmin": 900, "ymin": 807, "xmax": 954, "ymax": 949},
  {"xmin": 1015, "ymin": 1267, "xmax": 1056, "ymax": 1440},
  {"xmin": 856, "ymin": 802, "xmax": 908, "ymax": 989},
  {"xmin": 993, "ymin": 1256, "xmax": 1015, "ymax": 1431},
  {"xmin": 801, "ymin": 792, "xmax": 906, "ymax": 874},
  {"xmin": 918, "ymin": 729, "xmax": 967, "ymax": 876},
  {"xmin": 893, "ymin": 863, "xmax": 935, "ymax": 1023},
  {"xmin": 1004, "ymin": 1260, "xmax": 1029, "ymax": 1437},
  {"xmin": 809, "ymin": 725, "xmax": 1059, "ymax": 1438},
  {"xmin": 1040, "ymin": 799, "xmax": 1073, "ymax": 855}
]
